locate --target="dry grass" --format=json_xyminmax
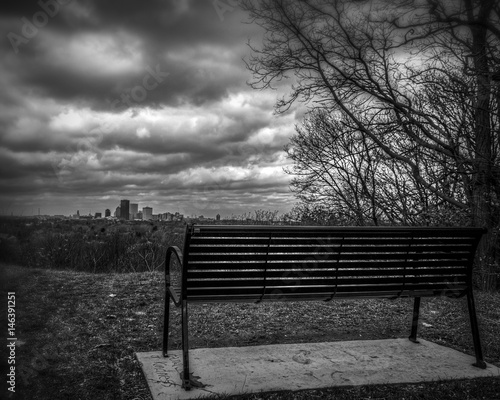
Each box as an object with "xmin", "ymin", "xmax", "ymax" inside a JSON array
[{"xmin": 1, "ymin": 263, "xmax": 499, "ymax": 400}]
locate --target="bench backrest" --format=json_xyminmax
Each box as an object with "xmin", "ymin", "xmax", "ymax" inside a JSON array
[{"xmin": 181, "ymin": 225, "xmax": 486, "ymax": 303}]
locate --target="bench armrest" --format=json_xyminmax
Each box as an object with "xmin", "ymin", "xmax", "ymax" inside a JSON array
[{"xmin": 165, "ymin": 246, "xmax": 183, "ymax": 306}]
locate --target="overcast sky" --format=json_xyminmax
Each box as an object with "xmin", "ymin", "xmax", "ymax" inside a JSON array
[{"xmin": 0, "ymin": 0, "xmax": 305, "ymax": 218}]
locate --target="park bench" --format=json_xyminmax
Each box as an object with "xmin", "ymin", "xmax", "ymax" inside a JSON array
[{"xmin": 163, "ymin": 224, "xmax": 487, "ymax": 390}]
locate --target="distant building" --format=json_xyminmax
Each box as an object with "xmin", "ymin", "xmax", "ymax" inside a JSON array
[
  {"xmin": 95, "ymin": 212, "xmax": 102, "ymax": 219},
  {"xmin": 143, "ymin": 206, "xmax": 153, "ymax": 220},
  {"xmin": 216, "ymin": 214, "xmax": 221, "ymax": 221},
  {"xmin": 115, "ymin": 206, "xmax": 121, "ymax": 217},
  {"xmin": 174, "ymin": 212, "xmax": 184, "ymax": 221},
  {"xmin": 120, "ymin": 199, "xmax": 130, "ymax": 220},
  {"xmin": 130, "ymin": 203, "xmax": 138, "ymax": 220},
  {"xmin": 105, "ymin": 209, "xmax": 111, "ymax": 217},
  {"xmin": 137, "ymin": 211, "xmax": 143, "ymax": 220},
  {"xmin": 158, "ymin": 212, "xmax": 172, "ymax": 221}
]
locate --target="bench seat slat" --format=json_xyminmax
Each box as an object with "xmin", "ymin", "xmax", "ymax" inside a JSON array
[
  {"xmin": 186, "ymin": 263, "xmax": 469, "ymax": 272},
  {"xmin": 190, "ymin": 226, "xmax": 482, "ymax": 232},
  {"xmin": 186, "ymin": 282, "xmax": 465, "ymax": 296},
  {"xmin": 190, "ymin": 237, "xmax": 479, "ymax": 246},
  {"xmin": 185, "ymin": 276, "xmax": 467, "ymax": 285},
  {"xmin": 186, "ymin": 260, "xmax": 469, "ymax": 270},
  {"xmin": 185, "ymin": 295, "xmax": 323, "ymax": 302},
  {"xmin": 183, "ymin": 291, "xmax": 447, "ymax": 303},
  {"xmin": 186, "ymin": 266, "xmax": 468, "ymax": 279},
  {"xmin": 187, "ymin": 252, "xmax": 473, "ymax": 262},
  {"xmin": 186, "ymin": 275, "xmax": 467, "ymax": 288},
  {"xmin": 188, "ymin": 244, "xmax": 474, "ymax": 254},
  {"xmin": 190, "ymin": 229, "xmax": 481, "ymax": 238}
]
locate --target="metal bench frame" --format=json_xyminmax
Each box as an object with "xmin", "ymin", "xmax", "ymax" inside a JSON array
[{"xmin": 163, "ymin": 225, "xmax": 487, "ymax": 390}]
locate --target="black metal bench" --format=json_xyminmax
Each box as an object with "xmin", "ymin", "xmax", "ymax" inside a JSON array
[{"xmin": 163, "ymin": 225, "xmax": 487, "ymax": 390}]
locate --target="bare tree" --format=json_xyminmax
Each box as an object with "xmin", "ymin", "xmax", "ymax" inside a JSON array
[
  {"xmin": 243, "ymin": 0, "xmax": 499, "ymax": 289},
  {"xmin": 286, "ymin": 109, "xmax": 470, "ymax": 226}
]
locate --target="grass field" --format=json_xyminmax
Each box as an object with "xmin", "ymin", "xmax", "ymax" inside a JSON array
[{"xmin": 1, "ymin": 263, "xmax": 499, "ymax": 400}]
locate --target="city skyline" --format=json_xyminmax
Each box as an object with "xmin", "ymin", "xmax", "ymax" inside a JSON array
[
  {"xmin": 3, "ymin": 197, "xmax": 240, "ymax": 219},
  {"xmin": 0, "ymin": 2, "xmax": 299, "ymax": 218},
  {"xmin": 27, "ymin": 197, "xmax": 226, "ymax": 219}
]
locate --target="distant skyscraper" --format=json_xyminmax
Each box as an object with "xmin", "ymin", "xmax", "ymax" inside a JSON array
[
  {"xmin": 120, "ymin": 199, "xmax": 130, "ymax": 220},
  {"xmin": 130, "ymin": 203, "xmax": 138, "ymax": 220},
  {"xmin": 115, "ymin": 206, "xmax": 121, "ymax": 217},
  {"xmin": 143, "ymin": 206, "xmax": 153, "ymax": 220},
  {"xmin": 105, "ymin": 209, "xmax": 111, "ymax": 217}
]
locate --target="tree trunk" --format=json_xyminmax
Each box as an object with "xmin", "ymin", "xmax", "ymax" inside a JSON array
[{"xmin": 470, "ymin": 1, "xmax": 497, "ymax": 290}]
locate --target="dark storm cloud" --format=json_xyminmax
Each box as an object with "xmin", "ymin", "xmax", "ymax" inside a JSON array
[
  {"xmin": 0, "ymin": 149, "xmax": 55, "ymax": 180},
  {"xmin": 2, "ymin": 0, "xmax": 256, "ymax": 109},
  {"xmin": 81, "ymin": 1, "xmax": 253, "ymax": 48}
]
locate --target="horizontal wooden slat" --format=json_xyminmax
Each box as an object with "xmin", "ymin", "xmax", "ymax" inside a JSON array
[
  {"xmin": 187, "ymin": 252, "xmax": 471, "ymax": 262},
  {"xmin": 185, "ymin": 283, "xmax": 467, "ymax": 293},
  {"xmin": 186, "ymin": 275, "xmax": 467, "ymax": 288},
  {"xmin": 185, "ymin": 290, "xmax": 461, "ymax": 303},
  {"xmin": 186, "ymin": 294, "xmax": 325, "ymax": 302},
  {"xmin": 186, "ymin": 282, "xmax": 463, "ymax": 297},
  {"xmin": 189, "ymin": 246, "xmax": 269, "ymax": 253},
  {"xmin": 191, "ymin": 225, "xmax": 485, "ymax": 233},
  {"xmin": 188, "ymin": 244, "xmax": 473, "ymax": 254},
  {"xmin": 190, "ymin": 237, "xmax": 478, "ymax": 246},
  {"xmin": 186, "ymin": 260, "xmax": 469, "ymax": 271},
  {"xmin": 186, "ymin": 266, "xmax": 467, "ymax": 280},
  {"xmin": 190, "ymin": 226, "xmax": 484, "ymax": 238}
]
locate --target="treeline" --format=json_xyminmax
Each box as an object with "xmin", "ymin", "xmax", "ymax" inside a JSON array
[
  {"xmin": 0, "ymin": 217, "xmax": 184, "ymax": 273},
  {"xmin": 0, "ymin": 213, "xmax": 295, "ymax": 273}
]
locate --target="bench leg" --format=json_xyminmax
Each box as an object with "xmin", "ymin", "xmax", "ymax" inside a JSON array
[
  {"xmin": 181, "ymin": 300, "xmax": 192, "ymax": 390},
  {"xmin": 163, "ymin": 294, "xmax": 170, "ymax": 357},
  {"xmin": 467, "ymin": 290, "xmax": 487, "ymax": 369},
  {"xmin": 409, "ymin": 297, "xmax": 421, "ymax": 343}
]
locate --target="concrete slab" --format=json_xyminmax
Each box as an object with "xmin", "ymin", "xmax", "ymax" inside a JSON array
[{"xmin": 136, "ymin": 339, "xmax": 500, "ymax": 400}]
